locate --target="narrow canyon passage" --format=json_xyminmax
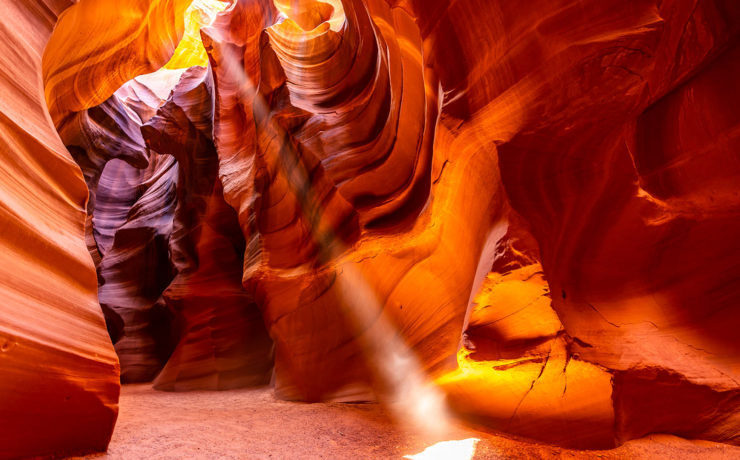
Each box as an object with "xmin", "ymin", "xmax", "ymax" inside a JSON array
[{"xmin": 1, "ymin": 0, "xmax": 740, "ymax": 458}]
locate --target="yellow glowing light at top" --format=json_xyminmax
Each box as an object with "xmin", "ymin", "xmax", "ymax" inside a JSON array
[{"xmin": 164, "ymin": 0, "xmax": 228, "ymax": 69}]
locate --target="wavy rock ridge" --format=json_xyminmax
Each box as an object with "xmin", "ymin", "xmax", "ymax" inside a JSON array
[{"xmin": 0, "ymin": 1, "xmax": 119, "ymax": 458}]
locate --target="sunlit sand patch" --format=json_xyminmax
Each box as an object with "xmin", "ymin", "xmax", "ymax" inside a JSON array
[{"xmin": 404, "ymin": 438, "xmax": 480, "ymax": 460}]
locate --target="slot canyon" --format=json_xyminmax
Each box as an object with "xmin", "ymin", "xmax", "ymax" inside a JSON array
[{"xmin": 1, "ymin": 0, "xmax": 739, "ymax": 458}]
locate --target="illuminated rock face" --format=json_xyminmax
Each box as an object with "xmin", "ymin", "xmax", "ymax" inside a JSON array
[{"xmin": 0, "ymin": 0, "xmax": 739, "ymax": 457}]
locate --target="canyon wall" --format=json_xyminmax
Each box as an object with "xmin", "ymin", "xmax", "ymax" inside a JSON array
[{"xmin": 0, "ymin": 0, "xmax": 120, "ymax": 458}]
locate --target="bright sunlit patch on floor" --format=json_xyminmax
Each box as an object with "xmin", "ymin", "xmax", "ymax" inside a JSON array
[{"xmin": 404, "ymin": 438, "xmax": 480, "ymax": 460}]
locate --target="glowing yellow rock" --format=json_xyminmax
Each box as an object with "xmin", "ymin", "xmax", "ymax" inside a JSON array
[{"xmin": 164, "ymin": 0, "xmax": 229, "ymax": 69}]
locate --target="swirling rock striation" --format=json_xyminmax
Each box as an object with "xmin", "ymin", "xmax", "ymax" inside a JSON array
[
  {"xmin": 60, "ymin": 75, "xmax": 180, "ymax": 383},
  {"xmin": 203, "ymin": 0, "xmax": 495, "ymax": 403},
  {"xmin": 59, "ymin": 62, "xmax": 275, "ymax": 389},
  {"xmin": 43, "ymin": 0, "xmax": 193, "ymax": 128},
  {"xmin": 142, "ymin": 65, "xmax": 274, "ymax": 391}
]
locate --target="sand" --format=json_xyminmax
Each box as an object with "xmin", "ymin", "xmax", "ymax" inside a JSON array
[{"xmin": 69, "ymin": 384, "xmax": 740, "ymax": 459}]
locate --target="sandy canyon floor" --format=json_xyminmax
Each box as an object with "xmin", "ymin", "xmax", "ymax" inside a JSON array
[{"xmin": 70, "ymin": 384, "xmax": 740, "ymax": 459}]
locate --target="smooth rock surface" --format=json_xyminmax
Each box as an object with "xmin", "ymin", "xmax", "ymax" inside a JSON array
[{"xmin": 0, "ymin": 1, "xmax": 119, "ymax": 458}]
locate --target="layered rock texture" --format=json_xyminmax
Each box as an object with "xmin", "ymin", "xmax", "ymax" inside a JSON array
[{"xmin": 1, "ymin": 0, "xmax": 739, "ymax": 457}]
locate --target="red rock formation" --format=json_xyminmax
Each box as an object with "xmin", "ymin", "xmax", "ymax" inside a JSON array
[
  {"xmin": 0, "ymin": 0, "xmax": 191, "ymax": 456},
  {"xmin": 43, "ymin": 0, "xmax": 192, "ymax": 128},
  {"xmin": 1, "ymin": 0, "xmax": 739, "ymax": 456},
  {"xmin": 203, "ymin": 0, "xmax": 480, "ymax": 403}
]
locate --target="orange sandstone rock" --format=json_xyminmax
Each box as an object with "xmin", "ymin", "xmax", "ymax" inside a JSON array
[{"xmin": 43, "ymin": 0, "xmax": 192, "ymax": 127}]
